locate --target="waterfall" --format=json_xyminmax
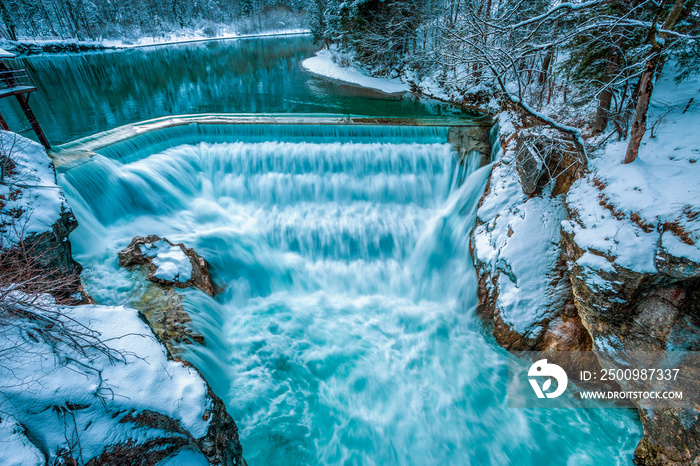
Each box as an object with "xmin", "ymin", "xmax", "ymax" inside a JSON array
[{"xmin": 58, "ymin": 124, "xmax": 641, "ymax": 465}]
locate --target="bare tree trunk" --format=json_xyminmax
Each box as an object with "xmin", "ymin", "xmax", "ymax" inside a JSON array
[
  {"xmin": 537, "ymin": 47, "xmax": 555, "ymax": 110},
  {"xmin": 38, "ymin": 0, "xmax": 59, "ymax": 36},
  {"xmin": 472, "ymin": 0, "xmax": 492, "ymax": 83},
  {"xmin": 0, "ymin": 0, "xmax": 17, "ymax": 41},
  {"xmin": 625, "ymin": 0, "xmax": 687, "ymax": 163},
  {"xmin": 593, "ymin": 35, "xmax": 622, "ymax": 134},
  {"xmin": 50, "ymin": 0, "xmax": 69, "ymax": 38},
  {"xmin": 538, "ymin": 47, "xmax": 554, "ymax": 85},
  {"xmin": 62, "ymin": 0, "xmax": 80, "ymax": 38}
]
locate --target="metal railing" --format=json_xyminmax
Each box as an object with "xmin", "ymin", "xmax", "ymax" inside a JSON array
[{"xmin": 0, "ymin": 68, "xmax": 37, "ymax": 93}]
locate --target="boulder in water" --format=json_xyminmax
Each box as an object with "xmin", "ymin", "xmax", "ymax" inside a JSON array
[
  {"xmin": 118, "ymin": 235, "xmax": 215, "ymax": 297},
  {"xmin": 118, "ymin": 235, "xmax": 215, "ymax": 356}
]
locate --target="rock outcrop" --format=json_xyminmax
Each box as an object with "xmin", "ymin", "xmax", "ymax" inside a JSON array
[
  {"xmin": 0, "ymin": 132, "xmax": 246, "ymax": 466},
  {"xmin": 0, "ymin": 131, "xmax": 87, "ymax": 304},
  {"xmin": 448, "ymin": 125, "xmax": 493, "ymax": 165},
  {"xmin": 118, "ymin": 234, "xmax": 247, "ymax": 465},
  {"xmin": 563, "ymin": 181, "xmax": 700, "ymax": 465},
  {"xmin": 472, "ymin": 117, "xmax": 699, "ymax": 465},
  {"xmin": 0, "ymin": 300, "xmax": 246, "ymax": 466},
  {"xmin": 471, "ymin": 124, "xmax": 591, "ymax": 353},
  {"xmin": 119, "ymin": 235, "xmax": 215, "ymax": 296},
  {"xmin": 117, "ymin": 235, "xmax": 214, "ymax": 355}
]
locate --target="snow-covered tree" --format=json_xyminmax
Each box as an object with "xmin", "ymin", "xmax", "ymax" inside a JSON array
[
  {"xmin": 309, "ymin": 0, "xmax": 699, "ymax": 161},
  {"xmin": 0, "ymin": 0, "xmax": 308, "ymax": 40}
]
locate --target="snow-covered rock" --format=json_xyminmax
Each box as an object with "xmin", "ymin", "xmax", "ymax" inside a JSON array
[
  {"xmin": 0, "ymin": 131, "xmax": 68, "ymax": 246},
  {"xmin": 563, "ymin": 175, "xmax": 700, "ymax": 464},
  {"xmin": 118, "ymin": 235, "xmax": 215, "ymax": 296},
  {"xmin": 472, "ymin": 114, "xmax": 590, "ymax": 352},
  {"xmin": 559, "ymin": 72, "xmax": 700, "ymax": 465},
  {"xmin": 0, "ymin": 131, "xmax": 84, "ymax": 303},
  {"xmin": 118, "ymin": 235, "xmax": 214, "ymax": 356},
  {"xmin": 563, "ymin": 70, "xmax": 700, "ymax": 354},
  {"xmin": 0, "ymin": 292, "xmax": 245, "ymax": 464},
  {"xmin": 472, "ymin": 72, "xmax": 700, "ymax": 465}
]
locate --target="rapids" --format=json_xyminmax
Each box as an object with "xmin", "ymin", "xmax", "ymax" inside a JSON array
[{"xmin": 58, "ymin": 124, "xmax": 641, "ymax": 465}]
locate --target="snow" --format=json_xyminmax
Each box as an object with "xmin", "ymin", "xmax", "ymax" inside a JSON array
[
  {"xmin": 575, "ymin": 252, "xmax": 617, "ymax": 292},
  {"xmin": 660, "ymin": 231, "xmax": 700, "ymax": 263},
  {"xmin": 302, "ymin": 48, "xmax": 410, "ymax": 95},
  {"xmin": 0, "ymin": 131, "xmax": 67, "ymax": 247},
  {"xmin": 0, "ymin": 418, "xmax": 43, "ymax": 466},
  {"xmin": 576, "ymin": 251, "xmax": 615, "ymax": 273},
  {"xmin": 496, "ymin": 195, "xmax": 568, "ymax": 334},
  {"xmin": 566, "ymin": 69, "xmax": 700, "ymax": 272},
  {"xmin": 0, "ymin": 292, "xmax": 212, "ymax": 462},
  {"xmin": 473, "ymin": 135, "xmax": 570, "ymax": 335},
  {"xmin": 495, "ymin": 113, "xmax": 516, "ymax": 147},
  {"xmin": 0, "ymin": 29, "xmax": 310, "ymax": 55},
  {"xmin": 127, "ymin": 28, "xmax": 310, "ymax": 48},
  {"xmin": 0, "ymin": 48, "xmax": 15, "ymax": 58},
  {"xmin": 157, "ymin": 447, "xmax": 210, "ymax": 466},
  {"xmin": 141, "ymin": 240, "xmax": 193, "ymax": 282},
  {"xmin": 476, "ymin": 160, "xmax": 524, "ymax": 224},
  {"xmin": 565, "ymin": 178, "xmax": 659, "ymax": 273}
]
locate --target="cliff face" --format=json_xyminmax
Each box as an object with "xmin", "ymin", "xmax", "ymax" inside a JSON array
[
  {"xmin": 116, "ymin": 234, "xmax": 248, "ymax": 465},
  {"xmin": 1, "ymin": 131, "xmax": 85, "ymax": 303},
  {"xmin": 472, "ymin": 123, "xmax": 591, "ymax": 354},
  {"xmin": 562, "ymin": 173, "xmax": 700, "ymax": 465},
  {"xmin": 0, "ymin": 132, "xmax": 246, "ymax": 465},
  {"xmin": 472, "ymin": 104, "xmax": 700, "ymax": 465}
]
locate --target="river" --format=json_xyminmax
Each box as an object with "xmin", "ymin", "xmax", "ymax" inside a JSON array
[
  {"xmin": 0, "ymin": 34, "xmax": 474, "ymax": 145},
  {"xmin": 30, "ymin": 34, "xmax": 642, "ymax": 465}
]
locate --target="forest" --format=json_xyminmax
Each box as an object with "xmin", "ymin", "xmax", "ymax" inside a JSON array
[
  {"xmin": 308, "ymin": 0, "xmax": 700, "ymax": 162},
  {"xmin": 0, "ymin": 0, "xmax": 308, "ymax": 40},
  {"xmin": 5, "ymin": 1, "xmax": 696, "ymax": 160}
]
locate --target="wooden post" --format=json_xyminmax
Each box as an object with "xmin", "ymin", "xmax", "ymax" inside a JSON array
[
  {"xmin": 0, "ymin": 111, "xmax": 9, "ymax": 131},
  {"xmin": 14, "ymin": 93, "xmax": 50, "ymax": 150}
]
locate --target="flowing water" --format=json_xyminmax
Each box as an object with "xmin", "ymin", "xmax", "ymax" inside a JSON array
[
  {"xmin": 58, "ymin": 123, "xmax": 642, "ymax": 465},
  {"xmin": 20, "ymin": 32, "xmax": 644, "ymax": 465}
]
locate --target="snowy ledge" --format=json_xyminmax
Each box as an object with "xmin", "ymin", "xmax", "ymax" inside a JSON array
[
  {"xmin": 0, "ymin": 131, "xmax": 67, "ymax": 247},
  {"xmin": 302, "ymin": 48, "xmax": 410, "ymax": 95},
  {"xmin": 0, "ymin": 29, "xmax": 311, "ymax": 56},
  {"xmin": 126, "ymin": 28, "xmax": 311, "ymax": 48},
  {"xmin": 0, "ymin": 293, "xmax": 214, "ymax": 464}
]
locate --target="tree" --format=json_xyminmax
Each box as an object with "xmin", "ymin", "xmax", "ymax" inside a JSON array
[
  {"xmin": 0, "ymin": 0, "xmax": 18, "ymax": 41},
  {"xmin": 625, "ymin": 0, "xmax": 690, "ymax": 163}
]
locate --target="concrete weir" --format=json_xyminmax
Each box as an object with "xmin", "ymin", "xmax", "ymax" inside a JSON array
[{"xmin": 50, "ymin": 113, "xmax": 493, "ymax": 170}]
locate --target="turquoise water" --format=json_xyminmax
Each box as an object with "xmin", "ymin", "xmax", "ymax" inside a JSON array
[
  {"xmin": 0, "ymin": 34, "xmax": 478, "ymax": 145},
  {"xmin": 58, "ymin": 124, "xmax": 642, "ymax": 465}
]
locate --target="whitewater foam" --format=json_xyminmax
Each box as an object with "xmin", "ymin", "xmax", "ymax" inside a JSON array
[{"xmin": 58, "ymin": 126, "xmax": 642, "ymax": 465}]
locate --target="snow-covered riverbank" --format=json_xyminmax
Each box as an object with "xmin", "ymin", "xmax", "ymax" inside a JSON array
[
  {"xmin": 472, "ymin": 68, "xmax": 700, "ymax": 463},
  {"xmin": 1, "ymin": 29, "xmax": 311, "ymax": 56},
  {"xmin": 302, "ymin": 47, "xmax": 410, "ymax": 94},
  {"xmin": 123, "ymin": 28, "xmax": 310, "ymax": 49}
]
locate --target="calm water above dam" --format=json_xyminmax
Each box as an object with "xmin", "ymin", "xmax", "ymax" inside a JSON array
[
  {"xmin": 1, "ymin": 34, "xmax": 473, "ymax": 145},
  {"xmin": 47, "ymin": 35, "xmax": 641, "ymax": 465}
]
